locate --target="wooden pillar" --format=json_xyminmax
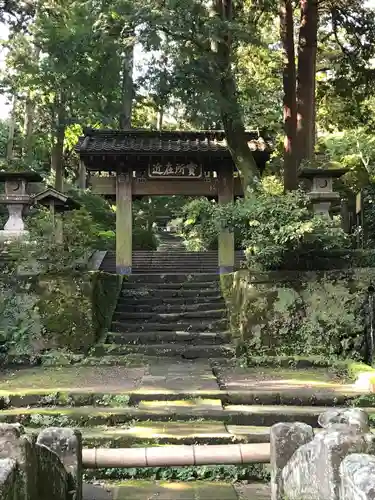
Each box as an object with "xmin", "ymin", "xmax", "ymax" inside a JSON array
[
  {"xmin": 116, "ymin": 171, "xmax": 132, "ymax": 274},
  {"xmin": 78, "ymin": 160, "xmax": 87, "ymax": 189},
  {"xmin": 218, "ymin": 165, "xmax": 234, "ymax": 274}
]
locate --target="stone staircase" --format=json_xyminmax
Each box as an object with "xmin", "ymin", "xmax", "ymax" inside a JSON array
[
  {"xmin": 100, "ymin": 249, "xmax": 246, "ymax": 273},
  {"xmin": 105, "ymin": 273, "xmax": 234, "ymax": 359}
]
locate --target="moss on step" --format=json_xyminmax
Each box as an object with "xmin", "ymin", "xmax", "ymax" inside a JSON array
[{"xmin": 84, "ymin": 464, "xmax": 270, "ymax": 482}]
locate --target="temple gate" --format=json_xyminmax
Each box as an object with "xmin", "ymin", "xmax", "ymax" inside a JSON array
[{"xmin": 76, "ymin": 129, "xmax": 270, "ymax": 274}]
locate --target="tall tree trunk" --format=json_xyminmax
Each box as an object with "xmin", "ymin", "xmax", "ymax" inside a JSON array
[
  {"xmin": 51, "ymin": 104, "xmax": 66, "ymax": 192},
  {"xmin": 280, "ymin": 0, "xmax": 298, "ymax": 191},
  {"xmin": 296, "ymin": 0, "xmax": 318, "ymax": 165},
  {"xmin": 23, "ymin": 94, "xmax": 34, "ymax": 160},
  {"xmin": 6, "ymin": 96, "xmax": 17, "ymax": 161},
  {"xmin": 119, "ymin": 42, "xmax": 134, "ymax": 130},
  {"xmin": 211, "ymin": 0, "xmax": 259, "ymax": 193}
]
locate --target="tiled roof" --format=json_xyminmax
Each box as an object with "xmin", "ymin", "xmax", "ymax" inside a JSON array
[{"xmin": 76, "ymin": 129, "xmax": 271, "ymax": 155}]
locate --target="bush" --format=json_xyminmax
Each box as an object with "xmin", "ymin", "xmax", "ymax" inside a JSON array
[{"xmin": 175, "ymin": 177, "xmax": 349, "ymax": 269}]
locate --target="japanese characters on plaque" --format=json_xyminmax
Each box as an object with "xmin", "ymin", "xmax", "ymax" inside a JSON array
[{"xmin": 148, "ymin": 162, "xmax": 203, "ymax": 179}]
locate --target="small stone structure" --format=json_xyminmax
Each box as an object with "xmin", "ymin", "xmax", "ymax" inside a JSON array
[
  {"xmin": 0, "ymin": 423, "xmax": 82, "ymax": 500},
  {"xmin": 0, "ymin": 171, "xmax": 43, "ymax": 241},
  {"xmin": 271, "ymin": 408, "xmax": 375, "ymax": 500},
  {"xmin": 299, "ymin": 167, "xmax": 347, "ymax": 216}
]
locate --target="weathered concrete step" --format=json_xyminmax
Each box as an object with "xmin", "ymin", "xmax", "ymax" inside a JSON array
[
  {"xmin": 93, "ymin": 343, "xmax": 234, "ymax": 358},
  {"xmin": 0, "ymin": 404, "xmax": 360, "ymax": 427},
  {"xmin": 121, "ymin": 281, "xmax": 220, "ymax": 290},
  {"xmin": 107, "ymin": 331, "xmax": 231, "ymax": 345},
  {"xmin": 126, "ymin": 274, "xmax": 221, "ymax": 283},
  {"xmin": 116, "ymin": 301, "xmax": 225, "ymax": 313},
  {"xmin": 0, "ymin": 387, "xmax": 361, "ymax": 409},
  {"xmin": 121, "ymin": 288, "xmax": 223, "ymax": 299},
  {"xmin": 31, "ymin": 422, "xmax": 267, "ymax": 447},
  {"xmin": 112, "ymin": 309, "xmax": 227, "ymax": 322},
  {"xmin": 112, "ymin": 319, "xmax": 229, "ymax": 333},
  {"xmin": 88, "ymin": 480, "xmax": 242, "ymax": 500},
  {"xmin": 117, "ymin": 295, "xmax": 224, "ymax": 306}
]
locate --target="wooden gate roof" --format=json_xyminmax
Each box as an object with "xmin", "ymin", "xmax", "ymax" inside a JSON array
[{"xmin": 76, "ymin": 128, "xmax": 271, "ymax": 155}]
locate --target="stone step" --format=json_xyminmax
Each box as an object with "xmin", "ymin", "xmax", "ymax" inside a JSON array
[
  {"xmin": 92, "ymin": 343, "xmax": 235, "ymax": 358},
  {"xmin": 126, "ymin": 274, "xmax": 221, "ymax": 283},
  {"xmin": 115, "ymin": 300, "xmax": 225, "ymax": 313},
  {"xmin": 117, "ymin": 296, "xmax": 224, "ymax": 306},
  {"xmin": 31, "ymin": 422, "xmax": 270, "ymax": 447},
  {"xmin": 120, "ymin": 289, "xmax": 224, "ymax": 299},
  {"xmin": 111, "ymin": 319, "xmax": 229, "ymax": 333},
  {"xmin": 107, "ymin": 331, "xmax": 231, "ymax": 345},
  {"xmin": 3, "ymin": 386, "xmax": 362, "ymax": 409},
  {"xmin": 0, "ymin": 404, "xmax": 361, "ymax": 427},
  {"xmin": 112, "ymin": 309, "xmax": 227, "ymax": 322},
  {"xmin": 86, "ymin": 480, "xmax": 244, "ymax": 500},
  {"xmin": 121, "ymin": 281, "xmax": 220, "ymax": 290}
]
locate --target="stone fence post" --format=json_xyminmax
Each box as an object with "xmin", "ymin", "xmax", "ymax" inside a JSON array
[{"xmin": 37, "ymin": 428, "xmax": 82, "ymax": 500}]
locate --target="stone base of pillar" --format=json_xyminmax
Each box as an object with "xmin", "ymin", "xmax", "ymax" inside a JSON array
[
  {"xmin": 116, "ymin": 265, "xmax": 132, "ymax": 275},
  {"xmin": 0, "ymin": 229, "xmax": 29, "ymax": 242},
  {"xmin": 219, "ymin": 266, "xmax": 234, "ymax": 274}
]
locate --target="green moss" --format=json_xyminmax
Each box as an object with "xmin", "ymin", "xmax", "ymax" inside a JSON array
[
  {"xmin": 223, "ymin": 268, "xmax": 375, "ymax": 361},
  {"xmin": 83, "ymin": 464, "xmax": 269, "ymax": 482},
  {"xmin": 91, "ymin": 271, "xmax": 124, "ymax": 342}
]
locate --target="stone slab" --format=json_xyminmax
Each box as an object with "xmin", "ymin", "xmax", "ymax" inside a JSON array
[
  {"xmin": 110, "ymin": 481, "xmax": 238, "ymax": 500},
  {"xmin": 138, "ymin": 399, "xmax": 223, "ymax": 414}
]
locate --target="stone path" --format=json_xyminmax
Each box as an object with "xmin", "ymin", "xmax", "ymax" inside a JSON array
[{"xmin": 83, "ymin": 481, "xmax": 270, "ymax": 499}]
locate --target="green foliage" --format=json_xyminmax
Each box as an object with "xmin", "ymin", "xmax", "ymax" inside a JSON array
[
  {"xmin": 84, "ymin": 464, "xmax": 269, "ymax": 482},
  {"xmin": 177, "ymin": 177, "xmax": 349, "ymax": 269}
]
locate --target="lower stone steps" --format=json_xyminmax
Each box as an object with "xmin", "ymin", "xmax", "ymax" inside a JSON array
[
  {"xmin": 107, "ymin": 331, "xmax": 231, "ymax": 345},
  {"xmin": 0, "ymin": 403, "xmax": 364, "ymax": 427},
  {"xmin": 111, "ymin": 319, "xmax": 228, "ymax": 333},
  {"xmin": 92, "ymin": 343, "xmax": 235, "ymax": 358},
  {"xmin": 83, "ymin": 480, "xmax": 266, "ymax": 500},
  {"xmin": 116, "ymin": 301, "xmax": 225, "ymax": 313}
]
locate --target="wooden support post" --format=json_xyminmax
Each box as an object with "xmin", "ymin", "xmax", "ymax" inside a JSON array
[
  {"xmin": 218, "ymin": 166, "xmax": 234, "ymax": 274},
  {"xmin": 116, "ymin": 171, "xmax": 132, "ymax": 274},
  {"xmin": 78, "ymin": 161, "xmax": 87, "ymax": 189}
]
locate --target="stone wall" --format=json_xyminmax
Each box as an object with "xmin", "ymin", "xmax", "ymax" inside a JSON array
[
  {"xmin": 0, "ymin": 270, "xmax": 122, "ymax": 357},
  {"xmin": 270, "ymin": 408, "xmax": 375, "ymax": 500},
  {"xmin": 221, "ymin": 268, "xmax": 375, "ymax": 359},
  {"xmin": 0, "ymin": 424, "xmax": 82, "ymax": 500}
]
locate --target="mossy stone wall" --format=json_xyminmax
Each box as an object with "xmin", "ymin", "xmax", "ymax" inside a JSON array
[
  {"xmin": 1, "ymin": 271, "xmax": 123, "ymax": 355},
  {"xmin": 221, "ymin": 268, "xmax": 375, "ymax": 360}
]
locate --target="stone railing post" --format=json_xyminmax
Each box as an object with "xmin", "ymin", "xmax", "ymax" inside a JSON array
[
  {"xmin": 0, "ymin": 423, "xmax": 37, "ymax": 500},
  {"xmin": 37, "ymin": 428, "xmax": 82, "ymax": 500},
  {"xmin": 270, "ymin": 422, "xmax": 314, "ymax": 500}
]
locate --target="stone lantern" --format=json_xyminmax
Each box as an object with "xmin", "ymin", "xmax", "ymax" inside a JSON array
[
  {"xmin": 32, "ymin": 187, "xmax": 80, "ymax": 243},
  {"xmin": 0, "ymin": 171, "xmax": 43, "ymax": 241},
  {"xmin": 298, "ymin": 167, "xmax": 347, "ymax": 216}
]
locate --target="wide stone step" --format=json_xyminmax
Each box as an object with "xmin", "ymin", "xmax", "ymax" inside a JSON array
[
  {"xmin": 121, "ymin": 289, "xmax": 223, "ymax": 299},
  {"xmin": 92, "ymin": 343, "xmax": 234, "ymax": 358},
  {"xmin": 3, "ymin": 386, "xmax": 362, "ymax": 409},
  {"xmin": 111, "ymin": 319, "xmax": 229, "ymax": 332},
  {"xmin": 127, "ymin": 274, "xmax": 221, "ymax": 283},
  {"xmin": 115, "ymin": 300, "xmax": 225, "ymax": 313},
  {"xmin": 86, "ymin": 480, "xmax": 244, "ymax": 500},
  {"xmin": 117, "ymin": 296, "xmax": 224, "ymax": 307},
  {"xmin": 31, "ymin": 422, "xmax": 270, "ymax": 447},
  {"xmin": 121, "ymin": 281, "xmax": 220, "ymax": 290},
  {"xmin": 107, "ymin": 331, "xmax": 231, "ymax": 345},
  {"xmin": 0, "ymin": 404, "xmax": 359, "ymax": 427},
  {"xmin": 112, "ymin": 309, "xmax": 227, "ymax": 322}
]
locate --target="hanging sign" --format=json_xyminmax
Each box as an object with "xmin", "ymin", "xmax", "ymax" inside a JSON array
[{"xmin": 148, "ymin": 162, "xmax": 203, "ymax": 179}]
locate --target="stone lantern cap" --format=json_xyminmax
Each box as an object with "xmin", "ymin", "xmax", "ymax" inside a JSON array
[
  {"xmin": 32, "ymin": 187, "xmax": 81, "ymax": 213},
  {"xmin": 0, "ymin": 171, "xmax": 43, "ymax": 182},
  {"xmin": 298, "ymin": 167, "xmax": 348, "ymax": 180}
]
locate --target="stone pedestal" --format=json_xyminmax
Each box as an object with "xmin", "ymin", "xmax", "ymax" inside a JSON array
[
  {"xmin": 0, "ymin": 172, "xmax": 43, "ymax": 241},
  {"xmin": 298, "ymin": 168, "xmax": 347, "ymax": 217}
]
